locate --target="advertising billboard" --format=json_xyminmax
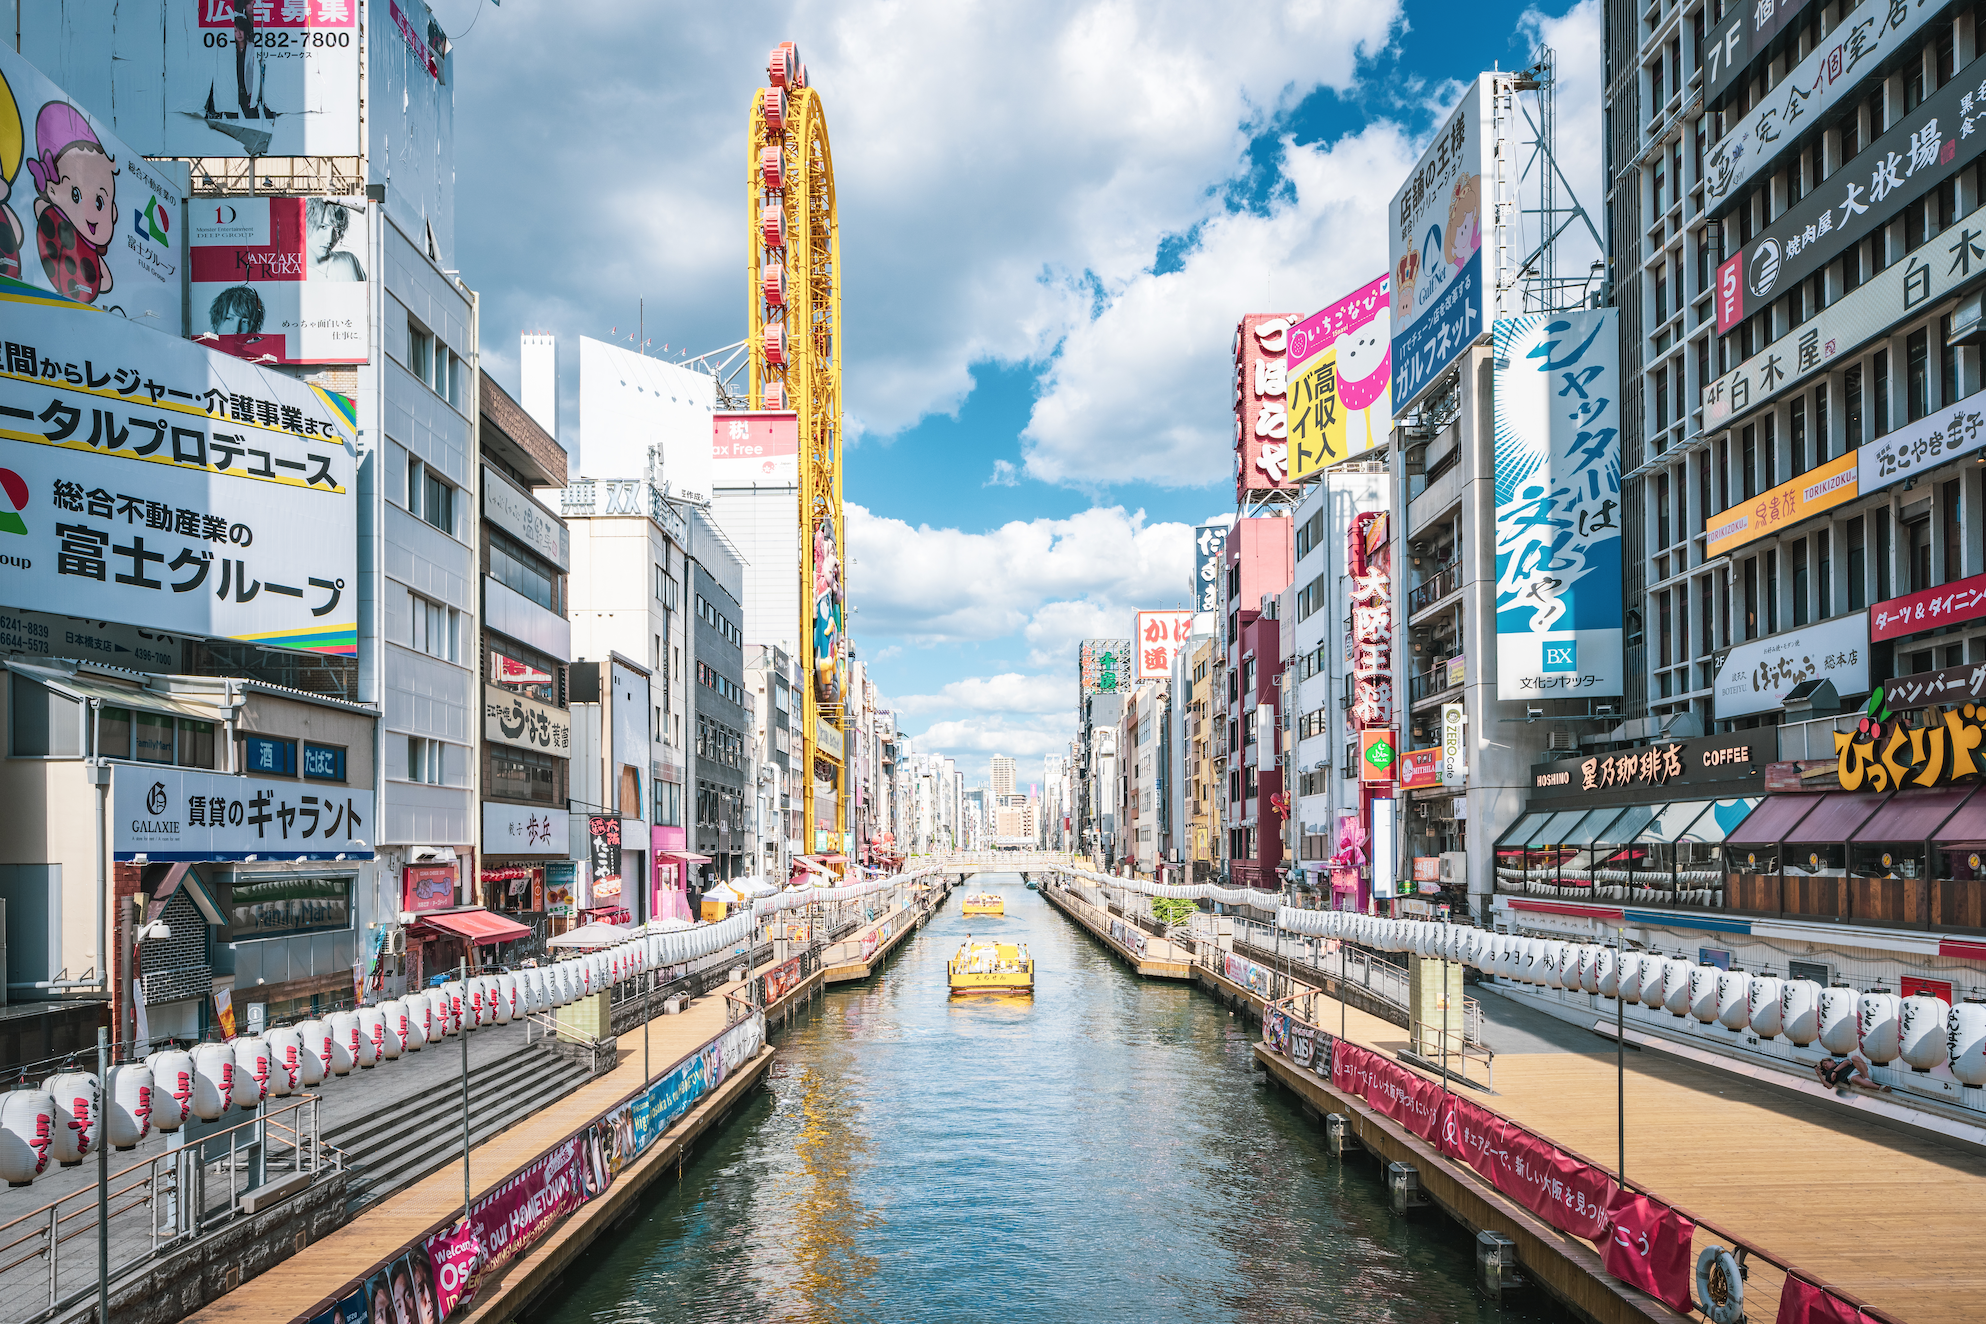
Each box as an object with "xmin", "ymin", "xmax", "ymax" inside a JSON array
[
  {"xmin": 712, "ymin": 411, "xmax": 799, "ymax": 486},
  {"xmin": 1286, "ymin": 274, "xmax": 1391, "ymax": 480},
  {"xmin": 0, "ymin": 43, "xmax": 185, "ymax": 333},
  {"xmin": 578, "ymin": 337, "xmax": 717, "ymax": 498},
  {"xmin": 1134, "ymin": 610, "xmax": 1194, "ymax": 682},
  {"xmin": 1080, "ymin": 638, "xmax": 1130, "ymax": 695},
  {"xmin": 1234, "ymin": 312, "xmax": 1301, "ymax": 499},
  {"xmin": 1869, "ymin": 570, "xmax": 1986, "ymax": 643},
  {"xmin": 0, "ymin": 293, "xmax": 358, "ymax": 653},
  {"xmin": 112, "ymin": 764, "xmax": 371, "ymax": 861},
  {"xmin": 1857, "ymin": 393, "xmax": 1986, "ymax": 497},
  {"xmin": 483, "ymin": 801, "xmax": 563, "ymax": 857},
  {"xmin": 1390, "ymin": 76, "xmax": 1493, "ymax": 408},
  {"xmin": 1491, "ymin": 310, "xmax": 1624, "ymax": 700},
  {"xmin": 1702, "ymin": 0, "xmax": 1816, "ymax": 105},
  {"xmin": 1705, "ymin": 450, "xmax": 1857, "ymax": 558},
  {"xmin": 1715, "ymin": 51, "xmax": 1984, "ymax": 335},
  {"xmin": 1192, "ymin": 523, "xmax": 1225, "ymax": 614},
  {"xmin": 811, "ymin": 515, "xmax": 843, "ymax": 707},
  {"xmin": 189, "ymin": 196, "xmax": 368, "ymax": 365},
  {"xmin": 1714, "ymin": 614, "xmax": 1868, "ymax": 719}
]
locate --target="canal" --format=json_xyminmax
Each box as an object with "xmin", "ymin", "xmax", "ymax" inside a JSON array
[{"xmin": 531, "ymin": 877, "xmax": 1566, "ymax": 1322}]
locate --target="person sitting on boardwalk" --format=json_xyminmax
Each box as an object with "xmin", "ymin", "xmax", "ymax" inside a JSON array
[{"xmin": 1815, "ymin": 1050, "xmax": 1889, "ymax": 1096}]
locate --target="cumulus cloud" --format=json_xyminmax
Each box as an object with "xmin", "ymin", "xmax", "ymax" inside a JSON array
[
  {"xmin": 894, "ymin": 673, "xmax": 1069, "ymax": 716},
  {"xmin": 907, "ymin": 714, "xmax": 1073, "ymax": 761}
]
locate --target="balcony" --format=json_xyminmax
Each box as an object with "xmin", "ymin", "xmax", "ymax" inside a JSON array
[
  {"xmin": 1408, "ymin": 660, "xmax": 1462, "ymax": 705},
  {"xmin": 1407, "ymin": 563, "xmax": 1460, "ymax": 616}
]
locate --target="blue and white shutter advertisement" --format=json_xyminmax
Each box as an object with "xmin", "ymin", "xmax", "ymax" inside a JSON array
[{"xmin": 1491, "ymin": 310, "xmax": 1625, "ymax": 701}]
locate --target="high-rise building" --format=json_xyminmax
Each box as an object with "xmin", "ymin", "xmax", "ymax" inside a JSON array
[{"xmin": 990, "ymin": 754, "xmax": 1017, "ymax": 803}]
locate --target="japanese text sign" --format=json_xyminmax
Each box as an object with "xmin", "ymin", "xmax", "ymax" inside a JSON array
[
  {"xmin": 1703, "ymin": 0, "xmax": 1817, "ymax": 105},
  {"xmin": 1287, "ymin": 274, "xmax": 1392, "ymax": 479},
  {"xmin": 1398, "ymin": 747, "xmax": 1442, "ymax": 789},
  {"xmin": 483, "ymin": 682, "xmax": 571, "ymax": 754},
  {"xmin": 1080, "ymin": 638, "xmax": 1130, "ymax": 695},
  {"xmin": 711, "ymin": 411, "xmax": 799, "ymax": 485},
  {"xmin": 1704, "ymin": 0, "xmax": 1946, "ymax": 213},
  {"xmin": 1192, "ymin": 524, "xmax": 1225, "ymax": 614},
  {"xmin": 587, "ymin": 816, "xmax": 621, "ymax": 896},
  {"xmin": 190, "ymin": 196, "xmax": 369, "ymax": 365},
  {"xmin": 1716, "ymin": 47, "xmax": 1985, "ymax": 334},
  {"xmin": 1835, "ymin": 701, "xmax": 1986, "ymax": 790},
  {"xmin": 1491, "ymin": 310, "xmax": 1625, "ymax": 700},
  {"xmin": 1234, "ymin": 313, "xmax": 1302, "ymax": 499},
  {"xmin": 113, "ymin": 764, "xmax": 370, "ymax": 861},
  {"xmin": 1877, "ymin": 660, "xmax": 1986, "ymax": 711},
  {"xmin": 1856, "ymin": 389, "xmax": 1986, "ymax": 496},
  {"xmin": 1705, "ymin": 451, "xmax": 1857, "ymax": 558},
  {"xmin": 482, "ymin": 802, "xmax": 563, "ymax": 857},
  {"xmin": 402, "ymin": 864, "xmax": 458, "ymax": 914},
  {"xmin": 1390, "ymin": 76, "xmax": 1492, "ymax": 407},
  {"xmin": 1715, "ymin": 614, "xmax": 1868, "ymax": 720},
  {"xmin": 1134, "ymin": 609, "xmax": 1194, "ymax": 681},
  {"xmin": 1870, "ymin": 570, "xmax": 1986, "ymax": 643},
  {"xmin": 0, "ymin": 44, "xmax": 186, "ymax": 334},
  {"xmin": 0, "ymin": 295, "xmax": 358, "ymax": 653}
]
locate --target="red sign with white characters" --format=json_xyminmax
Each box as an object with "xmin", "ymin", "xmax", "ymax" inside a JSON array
[{"xmin": 1869, "ymin": 570, "xmax": 1986, "ymax": 642}]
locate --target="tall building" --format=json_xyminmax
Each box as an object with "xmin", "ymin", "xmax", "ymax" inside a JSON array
[
  {"xmin": 990, "ymin": 754, "xmax": 1017, "ymax": 803},
  {"xmin": 689, "ymin": 512, "xmax": 750, "ymax": 883},
  {"xmin": 1222, "ymin": 517, "xmax": 1294, "ymax": 887}
]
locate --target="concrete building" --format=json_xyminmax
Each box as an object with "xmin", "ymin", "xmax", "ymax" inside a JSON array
[
  {"xmin": 689, "ymin": 512, "xmax": 750, "ymax": 885},
  {"xmin": 990, "ymin": 755, "xmax": 1017, "ymax": 803},
  {"xmin": 1222, "ymin": 517, "xmax": 1294, "ymax": 888}
]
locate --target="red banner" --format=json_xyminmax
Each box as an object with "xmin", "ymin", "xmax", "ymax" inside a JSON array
[
  {"xmin": 764, "ymin": 957, "xmax": 804, "ymax": 1003},
  {"xmin": 422, "ymin": 1220, "xmax": 483, "ymax": 1320},
  {"xmin": 426, "ymin": 1132, "xmax": 588, "ymax": 1317},
  {"xmin": 1775, "ymin": 1275, "xmax": 1867, "ymax": 1324},
  {"xmin": 1500, "ymin": 1123, "xmax": 1615, "ymax": 1242},
  {"xmin": 1362, "ymin": 1055, "xmax": 1446, "ymax": 1141},
  {"xmin": 1332, "ymin": 1041, "xmax": 1373, "ymax": 1097},
  {"xmin": 1602, "ymin": 1190, "xmax": 1696, "ymax": 1313}
]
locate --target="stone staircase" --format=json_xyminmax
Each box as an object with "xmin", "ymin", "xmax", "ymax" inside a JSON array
[{"xmin": 327, "ymin": 1040, "xmax": 590, "ymax": 1210}]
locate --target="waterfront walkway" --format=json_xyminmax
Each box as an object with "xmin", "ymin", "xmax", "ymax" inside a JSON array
[
  {"xmin": 1232, "ymin": 962, "xmax": 1985, "ymax": 1323},
  {"xmin": 1037, "ymin": 879, "xmax": 1194, "ymax": 977}
]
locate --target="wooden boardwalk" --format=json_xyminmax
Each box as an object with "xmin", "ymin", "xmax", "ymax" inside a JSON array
[
  {"xmin": 822, "ymin": 899, "xmax": 927, "ymax": 983},
  {"xmin": 1246, "ymin": 971, "xmax": 1986, "ymax": 1324},
  {"xmin": 1038, "ymin": 880, "xmax": 1194, "ymax": 977}
]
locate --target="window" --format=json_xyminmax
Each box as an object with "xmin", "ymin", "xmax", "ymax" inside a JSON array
[
  {"xmin": 1908, "ymin": 328, "xmax": 1930, "ymax": 422},
  {"xmin": 409, "ymin": 323, "xmax": 432, "ymax": 386},
  {"xmin": 407, "ymin": 457, "xmax": 455, "ymax": 535},
  {"xmin": 1814, "ymin": 384, "xmax": 1830, "ymax": 462},
  {"xmin": 1766, "ymin": 549, "xmax": 1780, "ymax": 634},
  {"xmin": 1908, "ymin": 517, "xmax": 1932, "ymax": 593},
  {"xmin": 1762, "ymin": 414, "xmax": 1777, "ymax": 491},
  {"xmin": 490, "ymin": 746, "xmax": 557, "ymax": 803},
  {"xmin": 1874, "ymin": 348, "xmax": 1891, "ymax": 438},
  {"xmin": 410, "ymin": 594, "xmax": 459, "ymax": 662},
  {"xmin": 489, "ymin": 528, "xmax": 555, "ymax": 610},
  {"xmin": 408, "ymin": 320, "xmax": 461, "ymax": 407},
  {"xmin": 242, "ymin": 734, "xmax": 298, "ymax": 776},
  {"xmin": 1790, "ymin": 395, "xmax": 1808, "ymax": 476},
  {"xmin": 135, "ymin": 712, "xmax": 175, "ymax": 764},
  {"xmin": 1875, "ymin": 508, "xmax": 1893, "ymax": 601},
  {"xmin": 653, "ymin": 777, "xmax": 682, "ymax": 827},
  {"xmin": 1817, "ymin": 529, "xmax": 1833, "ymax": 619},
  {"xmin": 97, "ymin": 707, "xmax": 132, "ymax": 759},
  {"xmin": 1741, "ymin": 425, "xmax": 1758, "ymax": 501},
  {"xmin": 1945, "ymin": 479, "xmax": 1963, "ymax": 583},
  {"xmin": 225, "ymin": 875, "xmax": 351, "ymax": 942},
  {"xmin": 407, "ymin": 736, "xmax": 444, "ymax": 784},
  {"xmin": 1792, "ymin": 541, "xmax": 1809, "ymax": 627},
  {"xmin": 178, "ymin": 720, "xmax": 215, "ymax": 768},
  {"xmin": 1845, "ymin": 365, "xmax": 1864, "ymax": 449},
  {"xmin": 655, "ymin": 565, "xmax": 678, "ymax": 608},
  {"xmin": 1847, "ymin": 516, "xmax": 1866, "ymax": 611},
  {"xmin": 303, "ymin": 743, "xmax": 347, "ymax": 782}
]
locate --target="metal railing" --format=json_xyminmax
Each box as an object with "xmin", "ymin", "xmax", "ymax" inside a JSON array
[
  {"xmin": 1228, "ymin": 915, "xmax": 1484, "ymax": 1046},
  {"xmin": 1408, "ymin": 663, "xmax": 1461, "ymax": 704},
  {"xmin": 0, "ymin": 1096, "xmax": 337, "ymax": 1324},
  {"xmin": 1408, "ymin": 1014, "xmax": 1495, "ymax": 1089},
  {"xmin": 1407, "ymin": 562, "xmax": 1460, "ymax": 615}
]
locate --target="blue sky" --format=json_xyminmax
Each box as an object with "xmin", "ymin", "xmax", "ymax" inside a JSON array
[{"xmin": 441, "ymin": 0, "xmax": 1604, "ymax": 783}]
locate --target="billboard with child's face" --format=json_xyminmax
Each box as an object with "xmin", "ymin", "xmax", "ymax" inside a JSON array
[{"xmin": 1388, "ymin": 75, "xmax": 1493, "ymax": 409}]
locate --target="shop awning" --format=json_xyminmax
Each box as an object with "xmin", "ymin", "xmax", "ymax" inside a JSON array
[
  {"xmin": 1784, "ymin": 792, "xmax": 1889, "ymax": 843},
  {"xmin": 412, "ymin": 908, "xmax": 532, "ymax": 944},
  {"xmin": 662, "ymin": 852, "xmax": 714, "ymax": 864},
  {"xmin": 1850, "ymin": 786, "xmax": 1977, "ymax": 843},
  {"xmin": 1936, "ymin": 791, "xmax": 1986, "ymax": 844},
  {"xmin": 1724, "ymin": 794, "xmax": 1824, "ymax": 846},
  {"xmin": 1594, "ymin": 802, "xmax": 1658, "ymax": 845},
  {"xmin": 1678, "ymin": 798, "xmax": 1761, "ymax": 844},
  {"xmin": 1633, "ymin": 800, "xmax": 1715, "ymax": 845},
  {"xmin": 1526, "ymin": 809, "xmax": 1593, "ymax": 846}
]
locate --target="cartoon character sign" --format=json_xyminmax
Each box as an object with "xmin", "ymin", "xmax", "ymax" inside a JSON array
[
  {"xmin": 1286, "ymin": 275, "xmax": 1392, "ymax": 477},
  {"xmin": 0, "ymin": 69, "xmax": 21, "ymax": 280},
  {"xmin": 27, "ymin": 100, "xmax": 117, "ymax": 304},
  {"xmin": 812, "ymin": 517, "xmax": 843, "ymax": 707}
]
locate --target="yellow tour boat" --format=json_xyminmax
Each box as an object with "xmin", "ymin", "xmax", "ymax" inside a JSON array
[
  {"xmin": 948, "ymin": 939, "xmax": 1034, "ymax": 995},
  {"xmin": 961, "ymin": 892, "xmax": 1005, "ymax": 917}
]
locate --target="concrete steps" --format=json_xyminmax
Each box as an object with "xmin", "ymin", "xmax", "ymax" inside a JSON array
[{"xmin": 327, "ymin": 1041, "xmax": 589, "ymax": 1210}]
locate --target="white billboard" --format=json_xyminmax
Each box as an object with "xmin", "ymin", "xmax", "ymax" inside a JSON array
[
  {"xmin": 578, "ymin": 337, "xmax": 716, "ymax": 501},
  {"xmin": 113, "ymin": 764, "xmax": 372, "ymax": 861},
  {"xmin": 0, "ymin": 42, "xmax": 186, "ymax": 333},
  {"xmin": 1492, "ymin": 310, "xmax": 1624, "ymax": 700},
  {"xmin": 1715, "ymin": 615, "xmax": 1869, "ymax": 720},
  {"xmin": 1389, "ymin": 75, "xmax": 1494, "ymax": 408},
  {"xmin": 0, "ymin": 294, "xmax": 358, "ymax": 653},
  {"xmin": 482, "ymin": 800, "xmax": 564, "ymax": 857},
  {"xmin": 1134, "ymin": 609, "xmax": 1194, "ymax": 681},
  {"xmin": 190, "ymin": 196, "xmax": 369, "ymax": 365}
]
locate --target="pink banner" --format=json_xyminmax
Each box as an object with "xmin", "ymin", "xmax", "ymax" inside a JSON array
[
  {"xmin": 1775, "ymin": 1275, "xmax": 1869, "ymax": 1324},
  {"xmin": 1332, "ymin": 1041, "xmax": 1373, "ymax": 1097},
  {"xmin": 1602, "ymin": 1189, "xmax": 1696, "ymax": 1313},
  {"xmin": 422, "ymin": 1220, "xmax": 482, "ymax": 1320},
  {"xmin": 425, "ymin": 1133, "xmax": 587, "ymax": 1316},
  {"xmin": 1499, "ymin": 1122, "xmax": 1615, "ymax": 1242}
]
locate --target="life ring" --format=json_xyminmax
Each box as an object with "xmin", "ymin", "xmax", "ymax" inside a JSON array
[{"xmin": 1695, "ymin": 1244, "xmax": 1745, "ymax": 1324}]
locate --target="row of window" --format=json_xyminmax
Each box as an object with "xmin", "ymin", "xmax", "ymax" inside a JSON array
[
  {"xmin": 695, "ymin": 593, "xmax": 741, "ymax": 646},
  {"xmin": 695, "ymin": 779, "xmax": 744, "ymax": 830},
  {"xmin": 697, "ymin": 660, "xmax": 744, "ymax": 706},
  {"xmin": 408, "ymin": 318, "xmax": 465, "ymax": 409},
  {"xmin": 696, "ymin": 715, "xmax": 745, "ymax": 769},
  {"xmin": 489, "ymin": 525, "xmax": 559, "ymax": 612}
]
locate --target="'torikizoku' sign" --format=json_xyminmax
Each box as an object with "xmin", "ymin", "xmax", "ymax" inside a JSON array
[
  {"xmin": 1870, "ymin": 570, "xmax": 1986, "ymax": 642},
  {"xmin": 113, "ymin": 765, "xmax": 370, "ymax": 861}
]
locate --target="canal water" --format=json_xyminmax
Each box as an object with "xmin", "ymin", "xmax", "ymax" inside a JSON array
[{"xmin": 531, "ymin": 877, "xmax": 1566, "ymax": 1323}]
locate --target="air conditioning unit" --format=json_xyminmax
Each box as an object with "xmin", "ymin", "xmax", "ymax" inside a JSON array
[
  {"xmin": 1547, "ymin": 728, "xmax": 1578, "ymax": 752},
  {"xmin": 386, "ymin": 927, "xmax": 407, "ymax": 955}
]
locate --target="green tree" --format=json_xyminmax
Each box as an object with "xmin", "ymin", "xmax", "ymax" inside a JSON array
[{"xmin": 1151, "ymin": 897, "xmax": 1198, "ymax": 927}]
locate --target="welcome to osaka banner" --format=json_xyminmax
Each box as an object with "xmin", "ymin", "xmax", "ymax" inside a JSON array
[{"xmin": 1491, "ymin": 310, "xmax": 1624, "ymax": 702}]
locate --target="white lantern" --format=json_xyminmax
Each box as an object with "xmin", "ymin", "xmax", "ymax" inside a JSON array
[
  {"xmin": 1473, "ymin": 934, "xmax": 1498, "ymax": 974},
  {"xmin": 1947, "ymin": 1001, "xmax": 1986, "ymax": 1085},
  {"xmin": 1689, "ymin": 966, "xmax": 1721, "ymax": 1023},
  {"xmin": 147, "ymin": 1050, "xmax": 194, "ymax": 1132},
  {"xmin": 264, "ymin": 1027, "xmax": 302, "ymax": 1097},
  {"xmin": 492, "ymin": 975, "xmax": 516, "ymax": 1024},
  {"xmin": 376, "ymin": 1001, "xmax": 407, "ymax": 1059},
  {"xmin": 1662, "ymin": 960, "xmax": 1694, "ymax": 1016},
  {"xmin": 1857, "ymin": 991, "xmax": 1903, "ymax": 1064},
  {"xmin": 105, "ymin": 1063, "xmax": 153, "ymax": 1150},
  {"xmin": 326, "ymin": 1012, "xmax": 361, "ymax": 1074},
  {"xmin": 357, "ymin": 1007, "xmax": 389, "ymax": 1066},
  {"xmin": 1635, "ymin": 955, "xmax": 1667, "ymax": 1007},
  {"xmin": 403, "ymin": 993, "xmax": 431, "ymax": 1051},
  {"xmin": 0, "ymin": 1090, "xmax": 56, "ymax": 1185},
  {"xmin": 231, "ymin": 1036, "xmax": 271, "ymax": 1108},
  {"xmin": 46, "ymin": 1071, "xmax": 101, "ymax": 1165},
  {"xmin": 1779, "ymin": 980, "xmax": 1822, "ymax": 1045},
  {"xmin": 1748, "ymin": 977, "xmax": 1785, "ymax": 1038},
  {"xmin": 1538, "ymin": 942, "xmax": 1564, "ymax": 988},
  {"xmin": 1597, "ymin": 948, "xmax": 1623, "ymax": 998},
  {"xmin": 1715, "ymin": 971, "xmax": 1752, "ymax": 1032},
  {"xmin": 190, "ymin": 1044, "xmax": 234, "ymax": 1119},
  {"xmin": 1899, "ymin": 994, "xmax": 1949, "ymax": 1072},
  {"xmin": 438, "ymin": 982, "xmax": 464, "ymax": 1035},
  {"xmin": 295, "ymin": 1021, "xmax": 333, "ymax": 1084},
  {"xmin": 1817, "ymin": 986, "xmax": 1860, "ymax": 1056}
]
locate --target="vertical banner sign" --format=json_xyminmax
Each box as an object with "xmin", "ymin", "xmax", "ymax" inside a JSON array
[
  {"xmin": 1287, "ymin": 274, "xmax": 1392, "ymax": 479},
  {"xmin": 1234, "ymin": 313, "xmax": 1301, "ymax": 500},
  {"xmin": 0, "ymin": 43, "xmax": 186, "ymax": 332},
  {"xmin": 1370, "ymin": 796, "xmax": 1399, "ymax": 900},
  {"xmin": 1492, "ymin": 310, "xmax": 1625, "ymax": 700},
  {"xmin": 1192, "ymin": 524, "xmax": 1225, "ymax": 614},
  {"xmin": 587, "ymin": 816, "xmax": 622, "ymax": 901},
  {"xmin": 1134, "ymin": 609, "xmax": 1194, "ymax": 681},
  {"xmin": 190, "ymin": 197, "xmax": 370, "ymax": 365},
  {"xmin": 1441, "ymin": 701, "xmax": 1466, "ymax": 785},
  {"xmin": 1390, "ymin": 76, "xmax": 1493, "ymax": 408}
]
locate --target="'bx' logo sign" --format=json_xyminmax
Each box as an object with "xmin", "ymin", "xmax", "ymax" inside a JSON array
[{"xmin": 1543, "ymin": 642, "xmax": 1578, "ymax": 672}]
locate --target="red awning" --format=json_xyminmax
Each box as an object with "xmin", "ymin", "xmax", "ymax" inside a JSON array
[
  {"xmin": 663, "ymin": 852, "xmax": 714, "ymax": 863},
  {"xmin": 1784, "ymin": 792, "xmax": 1889, "ymax": 843},
  {"xmin": 1724, "ymin": 794, "xmax": 1824, "ymax": 846},
  {"xmin": 413, "ymin": 909, "xmax": 532, "ymax": 944},
  {"xmin": 1851, "ymin": 786, "xmax": 1977, "ymax": 843}
]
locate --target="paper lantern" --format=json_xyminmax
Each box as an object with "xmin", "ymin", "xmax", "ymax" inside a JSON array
[
  {"xmin": 265, "ymin": 1027, "xmax": 303, "ymax": 1097},
  {"xmin": 1715, "ymin": 971, "xmax": 1752, "ymax": 1031},
  {"xmin": 492, "ymin": 975, "xmax": 516, "ymax": 1024},
  {"xmin": 1856, "ymin": 991, "xmax": 1903, "ymax": 1064},
  {"xmin": 231, "ymin": 1036, "xmax": 271, "ymax": 1109},
  {"xmin": 376, "ymin": 1001, "xmax": 407, "ymax": 1059},
  {"xmin": 1747, "ymin": 977, "xmax": 1784, "ymax": 1038},
  {"xmin": 295, "ymin": 1021, "xmax": 333, "ymax": 1085},
  {"xmin": 1817, "ymin": 985, "xmax": 1860, "ymax": 1055},
  {"xmin": 1779, "ymin": 980, "xmax": 1822, "ymax": 1045},
  {"xmin": 105, "ymin": 1063, "xmax": 153, "ymax": 1150},
  {"xmin": 1948, "ymin": 1000, "xmax": 1986, "ymax": 1085},
  {"xmin": 190, "ymin": 1043, "xmax": 234, "ymax": 1119},
  {"xmin": 326, "ymin": 1012, "xmax": 361, "ymax": 1075},
  {"xmin": 1689, "ymin": 965, "xmax": 1721, "ymax": 1023},
  {"xmin": 403, "ymin": 992, "xmax": 432, "ymax": 1051},
  {"xmin": 1899, "ymin": 994, "xmax": 1949, "ymax": 1071},
  {"xmin": 1596, "ymin": 948, "xmax": 1623, "ymax": 998},
  {"xmin": 147, "ymin": 1050, "xmax": 194, "ymax": 1132},
  {"xmin": 0, "ymin": 1090, "xmax": 56, "ymax": 1185}
]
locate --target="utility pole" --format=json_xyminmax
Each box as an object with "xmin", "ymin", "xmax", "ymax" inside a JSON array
[
  {"xmin": 96, "ymin": 1027, "xmax": 109, "ymax": 1324},
  {"xmin": 460, "ymin": 958, "xmax": 472, "ymax": 1221}
]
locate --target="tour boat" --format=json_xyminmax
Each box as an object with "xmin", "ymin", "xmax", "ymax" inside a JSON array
[
  {"xmin": 961, "ymin": 892, "xmax": 1005, "ymax": 917},
  {"xmin": 948, "ymin": 940, "xmax": 1034, "ymax": 995}
]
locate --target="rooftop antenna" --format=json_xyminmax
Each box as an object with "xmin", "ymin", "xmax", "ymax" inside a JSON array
[{"xmin": 1506, "ymin": 45, "xmax": 1608, "ymax": 313}]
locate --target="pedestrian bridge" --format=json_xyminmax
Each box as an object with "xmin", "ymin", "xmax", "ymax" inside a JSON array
[{"xmin": 922, "ymin": 851, "xmax": 1075, "ymax": 874}]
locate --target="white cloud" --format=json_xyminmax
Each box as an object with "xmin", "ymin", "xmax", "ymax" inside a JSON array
[
  {"xmin": 907, "ymin": 714, "xmax": 1074, "ymax": 761},
  {"xmin": 895, "ymin": 673, "xmax": 1068, "ymax": 716},
  {"xmin": 985, "ymin": 459, "xmax": 1021, "ymax": 488}
]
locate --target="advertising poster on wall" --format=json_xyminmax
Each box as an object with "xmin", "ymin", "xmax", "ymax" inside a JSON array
[
  {"xmin": 189, "ymin": 196, "xmax": 368, "ymax": 365},
  {"xmin": 112, "ymin": 764, "xmax": 371, "ymax": 861},
  {"xmin": 1079, "ymin": 638, "xmax": 1130, "ymax": 695},
  {"xmin": 1286, "ymin": 274, "xmax": 1391, "ymax": 480},
  {"xmin": 711, "ymin": 411, "xmax": 799, "ymax": 486},
  {"xmin": 0, "ymin": 295, "xmax": 358, "ymax": 652},
  {"xmin": 1234, "ymin": 312, "xmax": 1302, "ymax": 499},
  {"xmin": 1714, "ymin": 614, "xmax": 1869, "ymax": 720},
  {"xmin": 1134, "ymin": 609, "xmax": 1194, "ymax": 681},
  {"xmin": 0, "ymin": 44, "xmax": 186, "ymax": 333},
  {"xmin": 1490, "ymin": 310, "xmax": 1624, "ymax": 700},
  {"xmin": 587, "ymin": 817, "xmax": 622, "ymax": 902},
  {"xmin": 1389, "ymin": 75, "xmax": 1493, "ymax": 408},
  {"xmin": 812, "ymin": 515, "xmax": 843, "ymax": 707}
]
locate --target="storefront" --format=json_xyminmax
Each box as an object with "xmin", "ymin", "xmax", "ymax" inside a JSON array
[
  {"xmin": 479, "ymin": 799, "xmax": 561, "ymax": 956},
  {"xmin": 1495, "ymin": 732, "xmax": 1768, "ymax": 912},
  {"xmin": 407, "ymin": 907, "xmax": 534, "ymax": 979}
]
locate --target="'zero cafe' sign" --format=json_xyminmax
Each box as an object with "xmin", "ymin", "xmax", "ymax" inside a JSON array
[{"xmin": 1528, "ymin": 733, "xmax": 1764, "ymax": 800}]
